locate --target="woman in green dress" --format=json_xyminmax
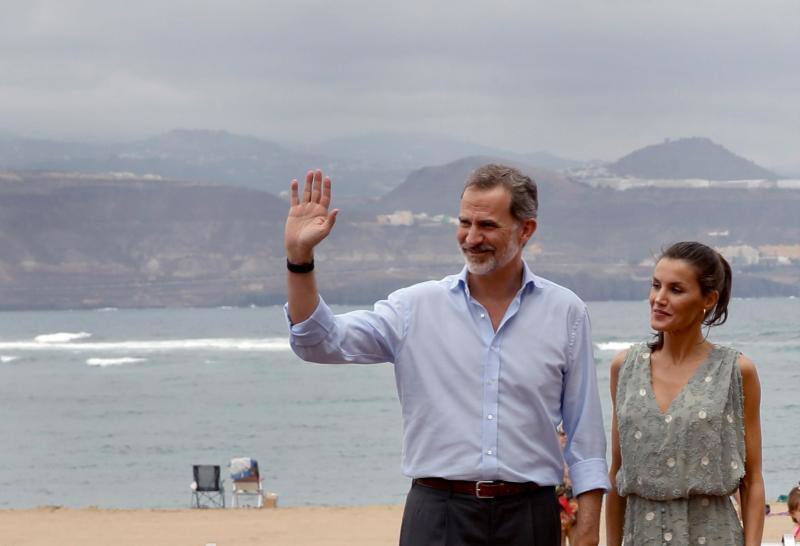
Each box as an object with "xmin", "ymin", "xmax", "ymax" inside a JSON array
[{"xmin": 606, "ymin": 241, "xmax": 765, "ymax": 545}]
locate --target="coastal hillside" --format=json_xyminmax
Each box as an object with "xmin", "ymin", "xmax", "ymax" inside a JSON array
[
  {"xmin": 0, "ymin": 163, "xmax": 797, "ymax": 309},
  {"xmin": 374, "ymin": 156, "xmax": 797, "ymax": 252},
  {"xmin": 608, "ymin": 137, "xmax": 779, "ymax": 180},
  {"xmin": 0, "ymin": 172, "xmax": 287, "ymax": 309},
  {"xmin": 375, "ymin": 156, "xmax": 588, "ymax": 217}
]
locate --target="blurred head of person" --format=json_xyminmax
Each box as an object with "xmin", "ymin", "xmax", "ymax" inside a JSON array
[{"xmin": 789, "ymin": 484, "xmax": 800, "ymax": 524}]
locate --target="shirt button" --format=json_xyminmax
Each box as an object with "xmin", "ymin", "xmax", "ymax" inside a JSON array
[
  {"xmin": 698, "ymin": 410, "xmax": 707, "ymax": 419},
  {"xmin": 480, "ymin": 313, "xmax": 485, "ymax": 318},
  {"xmin": 704, "ymin": 376, "xmax": 712, "ymax": 383},
  {"xmin": 639, "ymin": 388, "xmax": 647, "ymax": 397},
  {"xmin": 487, "ymin": 414, "xmax": 494, "ymax": 420},
  {"xmin": 486, "ymin": 450, "xmax": 493, "ymax": 455},
  {"xmin": 701, "ymin": 498, "xmax": 710, "ymax": 507},
  {"xmin": 634, "ymin": 431, "xmax": 642, "ymax": 440},
  {"xmin": 664, "ymin": 414, "xmax": 672, "ymax": 423},
  {"xmin": 698, "ymin": 537, "xmax": 706, "ymax": 544},
  {"xmin": 701, "ymin": 456, "xmax": 709, "ymax": 466},
  {"xmin": 645, "ymin": 511, "xmax": 655, "ymax": 521},
  {"xmin": 641, "ymin": 352, "xmax": 650, "ymax": 360},
  {"xmin": 727, "ymin": 414, "xmax": 734, "ymax": 423},
  {"xmin": 731, "ymin": 461, "xmax": 738, "ymax": 470},
  {"xmin": 666, "ymin": 457, "xmax": 676, "ymax": 468},
  {"xmin": 664, "ymin": 532, "xmax": 673, "ymax": 542}
]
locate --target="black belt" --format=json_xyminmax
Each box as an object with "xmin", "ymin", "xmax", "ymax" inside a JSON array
[{"xmin": 414, "ymin": 477, "xmax": 542, "ymax": 499}]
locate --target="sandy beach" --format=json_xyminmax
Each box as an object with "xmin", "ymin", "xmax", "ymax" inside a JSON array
[{"xmin": 0, "ymin": 503, "xmax": 793, "ymax": 546}]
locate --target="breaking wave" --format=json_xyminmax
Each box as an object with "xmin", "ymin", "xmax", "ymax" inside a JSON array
[
  {"xmin": 595, "ymin": 341, "xmax": 634, "ymax": 352},
  {"xmin": 34, "ymin": 332, "xmax": 92, "ymax": 343},
  {"xmin": 86, "ymin": 357, "xmax": 147, "ymax": 367},
  {"xmin": 0, "ymin": 337, "xmax": 291, "ymax": 352}
]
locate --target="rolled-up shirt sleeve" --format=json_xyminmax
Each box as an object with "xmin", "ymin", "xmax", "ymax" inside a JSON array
[
  {"xmin": 561, "ymin": 306, "xmax": 612, "ymax": 495},
  {"xmin": 284, "ymin": 292, "xmax": 407, "ymax": 364}
]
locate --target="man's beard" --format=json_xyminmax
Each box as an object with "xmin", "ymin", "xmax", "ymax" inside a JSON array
[{"xmin": 460, "ymin": 238, "xmax": 520, "ymax": 276}]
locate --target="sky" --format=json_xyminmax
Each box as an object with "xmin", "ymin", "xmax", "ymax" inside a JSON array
[{"xmin": 1, "ymin": 0, "xmax": 798, "ymax": 170}]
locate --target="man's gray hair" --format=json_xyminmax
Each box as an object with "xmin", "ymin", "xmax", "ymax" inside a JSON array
[{"xmin": 463, "ymin": 164, "xmax": 538, "ymax": 221}]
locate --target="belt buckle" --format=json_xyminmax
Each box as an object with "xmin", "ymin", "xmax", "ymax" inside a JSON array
[{"xmin": 475, "ymin": 480, "xmax": 495, "ymax": 499}]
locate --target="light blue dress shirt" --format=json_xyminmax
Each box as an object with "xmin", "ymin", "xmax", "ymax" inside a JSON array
[{"xmin": 286, "ymin": 263, "xmax": 611, "ymax": 495}]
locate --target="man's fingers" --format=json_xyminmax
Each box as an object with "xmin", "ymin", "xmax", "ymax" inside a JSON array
[
  {"xmin": 326, "ymin": 209, "xmax": 339, "ymax": 229},
  {"xmin": 311, "ymin": 169, "xmax": 323, "ymax": 203},
  {"xmin": 302, "ymin": 170, "xmax": 313, "ymax": 202},
  {"xmin": 290, "ymin": 179, "xmax": 299, "ymax": 206},
  {"xmin": 320, "ymin": 176, "xmax": 332, "ymax": 208}
]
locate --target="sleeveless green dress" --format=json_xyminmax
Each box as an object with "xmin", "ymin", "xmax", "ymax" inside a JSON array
[{"xmin": 615, "ymin": 343, "xmax": 746, "ymax": 545}]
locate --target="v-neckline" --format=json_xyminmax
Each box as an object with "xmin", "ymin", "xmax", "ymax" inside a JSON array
[{"xmin": 644, "ymin": 345, "xmax": 718, "ymax": 415}]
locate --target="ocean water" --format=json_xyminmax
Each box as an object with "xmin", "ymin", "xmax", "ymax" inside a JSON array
[{"xmin": 0, "ymin": 298, "xmax": 797, "ymax": 509}]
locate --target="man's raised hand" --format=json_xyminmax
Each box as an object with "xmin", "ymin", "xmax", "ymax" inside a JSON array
[{"xmin": 285, "ymin": 169, "xmax": 339, "ymax": 263}]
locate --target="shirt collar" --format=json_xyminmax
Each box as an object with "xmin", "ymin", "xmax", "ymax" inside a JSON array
[{"xmin": 449, "ymin": 261, "xmax": 537, "ymax": 295}]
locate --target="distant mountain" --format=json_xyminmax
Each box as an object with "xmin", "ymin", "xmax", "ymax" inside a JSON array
[
  {"xmin": 307, "ymin": 133, "xmax": 499, "ymax": 169},
  {"xmin": 0, "ymin": 132, "xmax": 107, "ymax": 165},
  {"xmin": 0, "ymin": 129, "xmax": 583, "ymax": 198},
  {"xmin": 130, "ymin": 129, "xmax": 286, "ymax": 156},
  {"xmin": 516, "ymin": 151, "xmax": 583, "ymax": 171},
  {"xmin": 375, "ymin": 156, "xmax": 587, "ymax": 217},
  {"xmin": 307, "ymin": 132, "xmax": 583, "ymax": 171},
  {"xmin": 0, "ymin": 130, "xmax": 385, "ymax": 196},
  {"xmin": 112, "ymin": 129, "xmax": 337, "ymax": 194},
  {"xmin": 609, "ymin": 137, "xmax": 779, "ymax": 180}
]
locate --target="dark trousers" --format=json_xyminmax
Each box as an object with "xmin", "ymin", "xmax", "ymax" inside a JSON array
[{"xmin": 399, "ymin": 481, "xmax": 560, "ymax": 546}]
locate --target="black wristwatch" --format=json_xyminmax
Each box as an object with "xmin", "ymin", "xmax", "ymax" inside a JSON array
[{"xmin": 286, "ymin": 258, "xmax": 314, "ymax": 273}]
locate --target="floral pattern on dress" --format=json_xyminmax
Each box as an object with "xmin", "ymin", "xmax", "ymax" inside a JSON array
[{"xmin": 615, "ymin": 343, "xmax": 746, "ymax": 545}]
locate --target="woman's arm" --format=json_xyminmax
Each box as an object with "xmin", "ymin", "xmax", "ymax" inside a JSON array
[
  {"xmin": 605, "ymin": 350, "xmax": 628, "ymax": 546},
  {"xmin": 738, "ymin": 354, "xmax": 765, "ymax": 546}
]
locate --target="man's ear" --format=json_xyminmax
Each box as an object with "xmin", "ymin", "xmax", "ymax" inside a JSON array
[{"xmin": 519, "ymin": 218, "xmax": 537, "ymax": 245}]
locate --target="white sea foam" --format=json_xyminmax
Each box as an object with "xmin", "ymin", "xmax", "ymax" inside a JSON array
[
  {"xmin": 1, "ymin": 355, "xmax": 19, "ymax": 363},
  {"xmin": 595, "ymin": 341, "xmax": 634, "ymax": 352},
  {"xmin": 86, "ymin": 357, "xmax": 147, "ymax": 367},
  {"xmin": 35, "ymin": 332, "xmax": 92, "ymax": 343},
  {"xmin": 0, "ymin": 337, "xmax": 291, "ymax": 352}
]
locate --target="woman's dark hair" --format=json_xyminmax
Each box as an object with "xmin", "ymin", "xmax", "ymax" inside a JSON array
[{"xmin": 649, "ymin": 241, "xmax": 733, "ymax": 351}]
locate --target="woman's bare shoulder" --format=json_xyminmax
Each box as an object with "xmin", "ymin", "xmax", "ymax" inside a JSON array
[
  {"xmin": 736, "ymin": 352, "xmax": 759, "ymax": 381},
  {"xmin": 610, "ymin": 349, "xmax": 630, "ymax": 374}
]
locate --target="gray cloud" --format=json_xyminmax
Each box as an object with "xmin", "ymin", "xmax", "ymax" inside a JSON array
[{"xmin": 0, "ymin": 0, "xmax": 797, "ymax": 168}]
